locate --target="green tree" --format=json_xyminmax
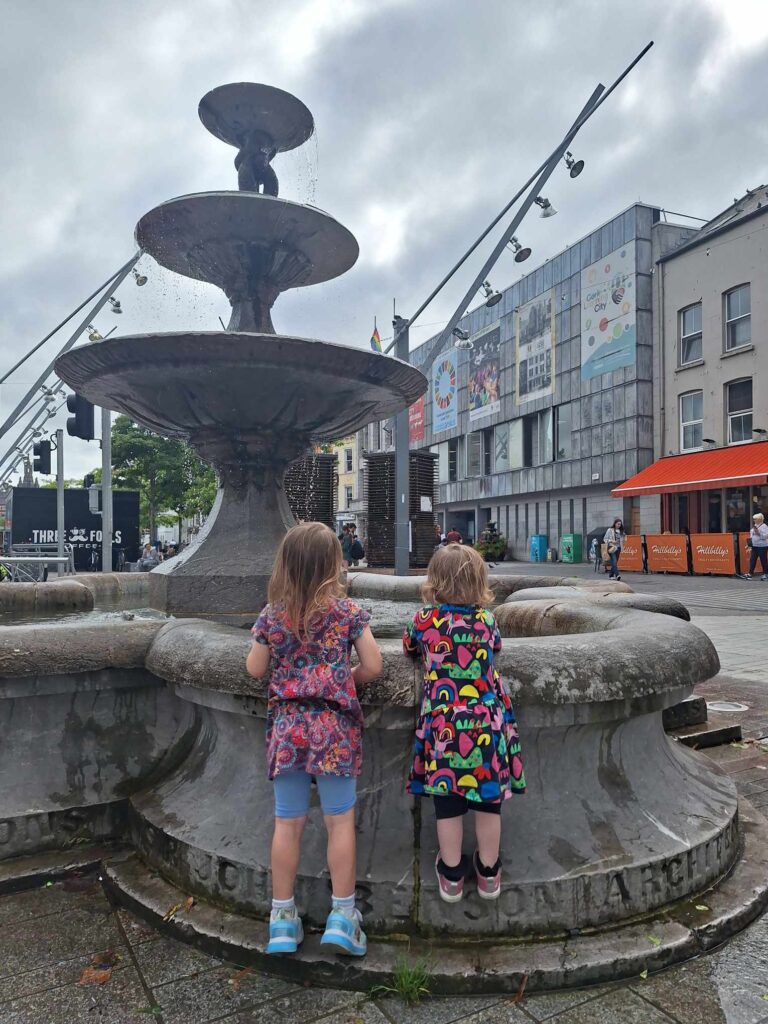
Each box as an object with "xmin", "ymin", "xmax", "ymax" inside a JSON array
[{"xmin": 109, "ymin": 416, "xmax": 216, "ymax": 540}]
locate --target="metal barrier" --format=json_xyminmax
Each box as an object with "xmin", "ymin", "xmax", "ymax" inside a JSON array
[{"xmin": 1, "ymin": 543, "xmax": 76, "ymax": 582}]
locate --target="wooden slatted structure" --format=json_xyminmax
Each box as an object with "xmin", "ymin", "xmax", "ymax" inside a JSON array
[
  {"xmin": 285, "ymin": 453, "xmax": 336, "ymax": 528},
  {"xmin": 365, "ymin": 450, "xmax": 437, "ymax": 567}
]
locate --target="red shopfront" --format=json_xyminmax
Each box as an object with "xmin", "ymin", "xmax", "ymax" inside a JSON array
[{"xmin": 612, "ymin": 441, "xmax": 768, "ymax": 536}]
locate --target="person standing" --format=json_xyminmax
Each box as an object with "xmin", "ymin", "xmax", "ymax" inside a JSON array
[
  {"xmin": 340, "ymin": 526, "xmax": 353, "ymax": 567},
  {"xmin": 742, "ymin": 512, "xmax": 768, "ymax": 580},
  {"xmin": 446, "ymin": 526, "xmax": 463, "ymax": 544},
  {"xmin": 603, "ymin": 518, "xmax": 626, "ymax": 580}
]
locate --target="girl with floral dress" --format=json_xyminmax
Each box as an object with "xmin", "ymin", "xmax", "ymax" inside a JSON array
[
  {"xmin": 246, "ymin": 522, "xmax": 382, "ymax": 956},
  {"xmin": 403, "ymin": 543, "xmax": 525, "ymax": 902}
]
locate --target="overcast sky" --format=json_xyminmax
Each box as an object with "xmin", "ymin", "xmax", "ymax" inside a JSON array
[{"xmin": 1, "ymin": 0, "xmax": 767, "ymax": 480}]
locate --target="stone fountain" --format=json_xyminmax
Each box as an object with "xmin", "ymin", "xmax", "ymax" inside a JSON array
[
  {"xmin": 2, "ymin": 83, "xmax": 767, "ymax": 996},
  {"xmin": 55, "ymin": 83, "xmax": 425, "ymax": 626}
]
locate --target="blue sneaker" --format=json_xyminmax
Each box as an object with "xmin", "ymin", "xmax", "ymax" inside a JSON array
[
  {"xmin": 266, "ymin": 908, "xmax": 303, "ymax": 955},
  {"xmin": 320, "ymin": 906, "xmax": 367, "ymax": 956}
]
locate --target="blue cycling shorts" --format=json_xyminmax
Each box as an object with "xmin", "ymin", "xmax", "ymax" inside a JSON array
[{"xmin": 273, "ymin": 771, "xmax": 357, "ymax": 819}]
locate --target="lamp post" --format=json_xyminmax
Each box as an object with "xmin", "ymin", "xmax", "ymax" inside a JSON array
[{"xmin": 388, "ymin": 43, "xmax": 653, "ymax": 575}]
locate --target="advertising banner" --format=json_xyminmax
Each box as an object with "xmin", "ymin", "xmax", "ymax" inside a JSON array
[
  {"xmin": 645, "ymin": 534, "xmax": 689, "ymax": 573},
  {"xmin": 408, "ymin": 395, "xmax": 425, "ymax": 445},
  {"xmin": 468, "ymin": 325, "xmax": 501, "ymax": 422},
  {"xmin": 432, "ymin": 352, "xmax": 458, "ymax": 434},
  {"xmin": 516, "ymin": 291, "xmax": 554, "ymax": 405},
  {"xmin": 618, "ymin": 534, "xmax": 644, "ymax": 572},
  {"xmin": 580, "ymin": 244, "xmax": 636, "ymax": 380},
  {"xmin": 690, "ymin": 534, "xmax": 736, "ymax": 575}
]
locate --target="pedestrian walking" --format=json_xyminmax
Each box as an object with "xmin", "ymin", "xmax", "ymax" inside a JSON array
[
  {"xmin": 402, "ymin": 544, "xmax": 525, "ymax": 904},
  {"xmin": 603, "ymin": 518, "xmax": 626, "ymax": 580},
  {"xmin": 741, "ymin": 512, "xmax": 768, "ymax": 580},
  {"xmin": 246, "ymin": 522, "xmax": 383, "ymax": 957},
  {"xmin": 340, "ymin": 525, "xmax": 353, "ymax": 567}
]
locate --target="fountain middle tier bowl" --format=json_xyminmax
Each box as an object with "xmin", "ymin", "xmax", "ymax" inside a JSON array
[
  {"xmin": 55, "ymin": 332, "xmax": 426, "ymax": 445},
  {"xmin": 135, "ymin": 193, "xmax": 359, "ymax": 294}
]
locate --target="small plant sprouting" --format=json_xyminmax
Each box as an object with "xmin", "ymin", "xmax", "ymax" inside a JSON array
[{"xmin": 370, "ymin": 953, "xmax": 432, "ymax": 1005}]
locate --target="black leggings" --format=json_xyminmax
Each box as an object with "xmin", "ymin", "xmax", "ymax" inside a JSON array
[
  {"xmin": 749, "ymin": 547, "xmax": 768, "ymax": 574},
  {"xmin": 433, "ymin": 794, "xmax": 501, "ymax": 820}
]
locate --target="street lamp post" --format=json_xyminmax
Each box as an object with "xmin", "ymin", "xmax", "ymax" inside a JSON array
[{"xmin": 393, "ymin": 317, "xmax": 410, "ymax": 576}]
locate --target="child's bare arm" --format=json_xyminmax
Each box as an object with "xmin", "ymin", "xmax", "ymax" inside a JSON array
[
  {"xmin": 352, "ymin": 626, "xmax": 383, "ymax": 684},
  {"xmin": 246, "ymin": 641, "xmax": 270, "ymax": 678}
]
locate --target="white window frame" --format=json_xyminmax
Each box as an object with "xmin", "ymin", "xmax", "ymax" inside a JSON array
[
  {"xmin": 724, "ymin": 284, "xmax": 751, "ymax": 352},
  {"xmin": 727, "ymin": 378, "xmax": 753, "ymax": 445},
  {"xmin": 344, "ymin": 448, "xmax": 353, "ymax": 473},
  {"xmin": 679, "ymin": 303, "xmax": 702, "ymax": 365},
  {"xmin": 344, "ymin": 485, "xmax": 353, "ymax": 508},
  {"xmin": 679, "ymin": 391, "xmax": 703, "ymax": 452}
]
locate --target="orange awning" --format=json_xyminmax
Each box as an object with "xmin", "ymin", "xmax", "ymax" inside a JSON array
[{"xmin": 612, "ymin": 441, "xmax": 768, "ymax": 497}]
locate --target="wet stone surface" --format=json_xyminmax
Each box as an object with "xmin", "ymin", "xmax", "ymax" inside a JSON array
[{"xmin": 3, "ymin": 870, "xmax": 768, "ymax": 1022}]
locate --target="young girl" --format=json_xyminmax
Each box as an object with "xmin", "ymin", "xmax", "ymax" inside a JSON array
[
  {"xmin": 403, "ymin": 543, "xmax": 525, "ymax": 902},
  {"xmin": 246, "ymin": 522, "xmax": 382, "ymax": 956}
]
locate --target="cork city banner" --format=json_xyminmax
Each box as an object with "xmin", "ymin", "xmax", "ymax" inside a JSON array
[
  {"xmin": 468, "ymin": 324, "xmax": 501, "ymax": 422},
  {"xmin": 580, "ymin": 243, "xmax": 636, "ymax": 380},
  {"xmin": 690, "ymin": 533, "xmax": 736, "ymax": 575},
  {"xmin": 645, "ymin": 534, "xmax": 689, "ymax": 573},
  {"xmin": 516, "ymin": 291, "xmax": 554, "ymax": 405},
  {"xmin": 408, "ymin": 395, "xmax": 425, "ymax": 445},
  {"xmin": 431, "ymin": 351, "xmax": 457, "ymax": 433},
  {"xmin": 618, "ymin": 534, "xmax": 644, "ymax": 572}
]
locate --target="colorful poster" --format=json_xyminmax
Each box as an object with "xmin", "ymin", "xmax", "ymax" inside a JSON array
[
  {"xmin": 516, "ymin": 291, "xmax": 554, "ymax": 404},
  {"xmin": 432, "ymin": 353, "xmax": 457, "ymax": 433},
  {"xmin": 468, "ymin": 325, "xmax": 501, "ymax": 422},
  {"xmin": 408, "ymin": 395, "xmax": 425, "ymax": 445},
  {"xmin": 580, "ymin": 244, "xmax": 636, "ymax": 380}
]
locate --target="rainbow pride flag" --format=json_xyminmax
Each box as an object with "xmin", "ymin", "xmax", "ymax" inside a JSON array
[{"xmin": 370, "ymin": 325, "xmax": 382, "ymax": 353}]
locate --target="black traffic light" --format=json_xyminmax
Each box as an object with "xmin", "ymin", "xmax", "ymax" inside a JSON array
[
  {"xmin": 66, "ymin": 393, "xmax": 95, "ymax": 441},
  {"xmin": 33, "ymin": 440, "xmax": 51, "ymax": 475},
  {"xmin": 84, "ymin": 473, "xmax": 95, "ymax": 489}
]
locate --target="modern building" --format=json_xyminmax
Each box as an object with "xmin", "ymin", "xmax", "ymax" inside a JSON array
[
  {"xmin": 613, "ymin": 188, "xmax": 768, "ymax": 534},
  {"xmin": 403, "ymin": 202, "xmax": 696, "ymax": 557},
  {"xmin": 334, "ymin": 433, "xmax": 364, "ymax": 534}
]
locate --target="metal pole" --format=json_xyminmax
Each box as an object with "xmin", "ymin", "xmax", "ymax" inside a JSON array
[
  {"xmin": 56, "ymin": 429, "xmax": 65, "ymax": 568},
  {"xmin": 0, "ymin": 401, "xmax": 59, "ymax": 475},
  {"xmin": 0, "ymin": 251, "xmax": 141, "ymax": 442},
  {"xmin": 393, "ymin": 318, "xmax": 410, "ymax": 576},
  {"xmin": 101, "ymin": 407, "xmax": 113, "ymax": 573}
]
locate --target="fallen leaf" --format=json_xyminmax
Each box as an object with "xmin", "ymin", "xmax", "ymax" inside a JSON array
[
  {"xmin": 137, "ymin": 1008, "xmax": 163, "ymax": 1016},
  {"xmin": 640, "ymin": 969, "xmax": 648, "ymax": 979},
  {"xmin": 184, "ymin": 896, "xmax": 195, "ymax": 913},
  {"xmin": 695, "ymin": 904, "xmax": 710, "ymax": 912},
  {"xmin": 647, "ymin": 935, "xmax": 662, "ymax": 947},
  {"xmin": 79, "ymin": 965, "xmax": 112, "ymax": 986},
  {"xmin": 162, "ymin": 902, "xmax": 183, "ymax": 922},
  {"xmin": 228, "ymin": 966, "xmax": 252, "ymax": 991},
  {"xmin": 731, "ymin": 742, "xmax": 748, "ymax": 750}
]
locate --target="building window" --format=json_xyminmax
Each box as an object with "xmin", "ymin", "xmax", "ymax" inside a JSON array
[
  {"xmin": 467, "ymin": 431, "xmax": 482, "ymax": 477},
  {"xmin": 372, "ymin": 421, "xmax": 381, "ymax": 451},
  {"xmin": 494, "ymin": 425, "xmax": 509, "ymax": 473},
  {"xmin": 523, "ymin": 409, "xmax": 553, "ymax": 467},
  {"xmin": 344, "ymin": 485, "xmax": 353, "ymax": 508},
  {"xmin": 555, "ymin": 403, "xmax": 574, "ymax": 460},
  {"xmin": 727, "ymin": 378, "xmax": 753, "ymax": 444},
  {"xmin": 679, "ymin": 303, "xmax": 702, "ymax": 365},
  {"xmin": 482, "ymin": 428, "xmax": 493, "ymax": 476},
  {"xmin": 448, "ymin": 438, "xmax": 458, "ymax": 482},
  {"xmin": 344, "ymin": 448, "xmax": 353, "ymax": 473},
  {"xmin": 724, "ymin": 284, "xmax": 751, "ymax": 351},
  {"xmin": 679, "ymin": 391, "xmax": 703, "ymax": 451}
]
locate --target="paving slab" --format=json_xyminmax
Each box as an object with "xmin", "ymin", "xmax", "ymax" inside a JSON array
[
  {"xmin": 376, "ymin": 992, "xmax": 503, "ymax": 1024},
  {"xmin": 151, "ymin": 963, "xmax": 297, "ymax": 1022},
  {"xmin": 539, "ymin": 987, "xmax": 678, "ymax": 1022},
  {"xmin": 131, "ymin": 932, "xmax": 224, "ymax": 987},
  {"xmin": 0, "ymin": 949, "xmax": 132, "ymax": 1005},
  {"xmin": 0, "ymin": 961, "xmax": 152, "ymax": 1024},
  {"xmin": 0, "ymin": 875, "xmax": 103, "ymax": 926},
  {"xmin": 228, "ymin": 987, "xmax": 361, "ymax": 1023},
  {"xmin": 519, "ymin": 987, "xmax": 615, "ymax": 1022}
]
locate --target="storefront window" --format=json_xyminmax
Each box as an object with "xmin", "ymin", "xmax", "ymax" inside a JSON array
[
  {"xmin": 752, "ymin": 485, "xmax": 768, "ymax": 520},
  {"xmin": 726, "ymin": 487, "xmax": 749, "ymax": 531},
  {"xmin": 707, "ymin": 491, "xmax": 722, "ymax": 532}
]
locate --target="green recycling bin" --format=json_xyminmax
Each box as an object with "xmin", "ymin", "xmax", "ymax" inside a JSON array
[{"xmin": 560, "ymin": 533, "xmax": 582, "ymax": 563}]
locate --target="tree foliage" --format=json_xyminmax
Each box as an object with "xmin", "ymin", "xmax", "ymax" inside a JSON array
[{"xmin": 105, "ymin": 416, "xmax": 216, "ymax": 538}]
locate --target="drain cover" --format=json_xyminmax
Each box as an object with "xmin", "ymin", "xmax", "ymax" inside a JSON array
[{"xmin": 706, "ymin": 700, "xmax": 749, "ymax": 713}]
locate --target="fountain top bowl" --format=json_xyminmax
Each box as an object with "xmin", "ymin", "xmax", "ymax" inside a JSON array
[{"xmin": 198, "ymin": 83, "xmax": 314, "ymax": 152}]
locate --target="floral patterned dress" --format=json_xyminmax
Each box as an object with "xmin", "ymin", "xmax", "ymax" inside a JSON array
[
  {"xmin": 403, "ymin": 604, "xmax": 525, "ymax": 803},
  {"xmin": 252, "ymin": 598, "xmax": 370, "ymax": 779}
]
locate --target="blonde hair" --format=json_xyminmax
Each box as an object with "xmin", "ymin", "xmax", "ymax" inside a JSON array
[
  {"xmin": 268, "ymin": 522, "xmax": 344, "ymax": 638},
  {"xmin": 422, "ymin": 543, "xmax": 494, "ymax": 606}
]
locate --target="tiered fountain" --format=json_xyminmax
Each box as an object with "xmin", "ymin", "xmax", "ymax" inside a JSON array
[{"xmin": 56, "ymin": 83, "xmax": 426, "ymax": 626}]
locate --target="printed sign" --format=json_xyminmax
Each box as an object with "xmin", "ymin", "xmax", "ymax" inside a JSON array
[
  {"xmin": 645, "ymin": 534, "xmax": 689, "ymax": 573},
  {"xmin": 618, "ymin": 534, "xmax": 644, "ymax": 572},
  {"xmin": 468, "ymin": 325, "xmax": 501, "ymax": 422},
  {"xmin": 690, "ymin": 534, "xmax": 736, "ymax": 575},
  {"xmin": 580, "ymin": 244, "xmax": 636, "ymax": 380},
  {"xmin": 516, "ymin": 292, "xmax": 554, "ymax": 404},
  {"xmin": 432, "ymin": 353, "xmax": 458, "ymax": 433},
  {"xmin": 408, "ymin": 395, "xmax": 425, "ymax": 445}
]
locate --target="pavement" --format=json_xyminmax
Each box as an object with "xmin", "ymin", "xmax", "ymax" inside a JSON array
[{"xmin": 3, "ymin": 564, "xmax": 768, "ymax": 1023}]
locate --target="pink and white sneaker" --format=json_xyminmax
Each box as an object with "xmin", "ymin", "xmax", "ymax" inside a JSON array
[
  {"xmin": 435, "ymin": 854, "xmax": 465, "ymax": 903},
  {"xmin": 473, "ymin": 851, "xmax": 502, "ymax": 900}
]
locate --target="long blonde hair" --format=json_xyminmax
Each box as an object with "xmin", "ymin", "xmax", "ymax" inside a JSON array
[
  {"xmin": 268, "ymin": 522, "xmax": 344, "ymax": 638},
  {"xmin": 422, "ymin": 543, "xmax": 494, "ymax": 606}
]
